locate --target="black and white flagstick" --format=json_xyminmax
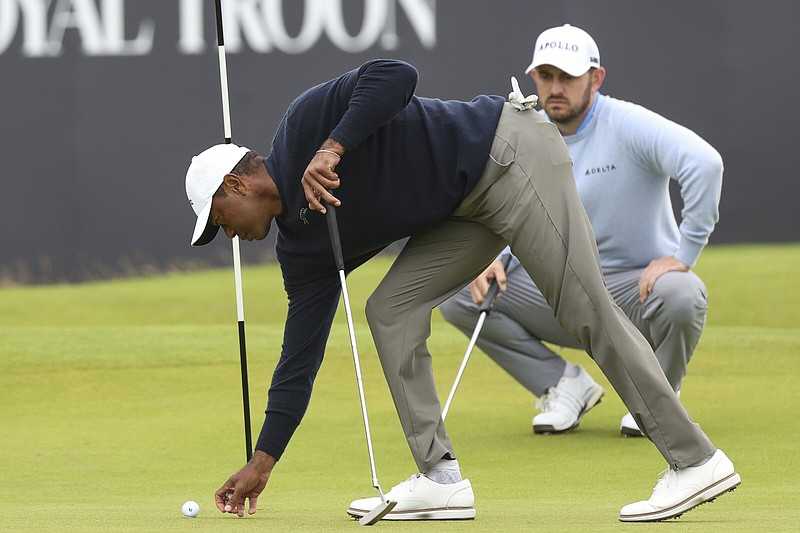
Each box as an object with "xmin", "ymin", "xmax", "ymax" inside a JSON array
[{"xmin": 213, "ymin": 0, "xmax": 252, "ymax": 462}]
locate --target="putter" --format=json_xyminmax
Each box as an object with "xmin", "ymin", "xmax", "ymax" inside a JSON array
[
  {"xmin": 323, "ymin": 201, "xmax": 397, "ymax": 526},
  {"xmin": 442, "ymin": 254, "xmax": 512, "ymax": 421},
  {"xmin": 214, "ymin": 0, "xmax": 252, "ymax": 461}
]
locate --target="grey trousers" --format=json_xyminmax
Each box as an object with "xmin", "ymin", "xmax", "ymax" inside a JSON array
[
  {"xmin": 365, "ymin": 104, "xmax": 715, "ymax": 473},
  {"xmin": 439, "ymin": 259, "xmax": 708, "ymax": 397}
]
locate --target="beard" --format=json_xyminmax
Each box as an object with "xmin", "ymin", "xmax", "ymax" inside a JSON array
[{"xmin": 546, "ymin": 80, "xmax": 593, "ymax": 125}]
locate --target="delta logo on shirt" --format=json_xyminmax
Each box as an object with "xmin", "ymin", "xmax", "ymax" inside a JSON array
[{"xmin": 584, "ymin": 164, "xmax": 617, "ymax": 176}]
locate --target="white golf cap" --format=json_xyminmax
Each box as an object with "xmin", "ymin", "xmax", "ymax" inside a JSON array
[
  {"xmin": 185, "ymin": 143, "xmax": 250, "ymax": 246},
  {"xmin": 524, "ymin": 24, "xmax": 600, "ymax": 76}
]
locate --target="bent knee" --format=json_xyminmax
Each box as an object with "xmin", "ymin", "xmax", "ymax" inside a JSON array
[
  {"xmin": 364, "ymin": 292, "xmax": 385, "ymax": 327},
  {"xmin": 650, "ymin": 273, "xmax": 708, "ymax": 324}
]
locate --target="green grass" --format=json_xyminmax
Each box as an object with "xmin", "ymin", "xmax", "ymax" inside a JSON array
[{"xmin": 1, "ymin": 243, "xmax": 798, "ymax": 532}]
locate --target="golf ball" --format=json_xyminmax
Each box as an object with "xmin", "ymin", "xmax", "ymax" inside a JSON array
[{"xmin": 182, "ymin": 500, "xmax": 200, "ymax": 518}]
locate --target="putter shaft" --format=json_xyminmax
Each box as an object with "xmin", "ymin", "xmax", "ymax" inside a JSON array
[
  {"xmin": 324, "ymin": 202, "xmax": 395, "ymax": 525},
  {"xmin": 441, "ymin": 253, "xmax": 512, "ymax": 420}
]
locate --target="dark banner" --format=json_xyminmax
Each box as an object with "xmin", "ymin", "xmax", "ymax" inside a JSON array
[{"xmin": 1, "ymin": 0, "xmax": 797, "ymax": 283}]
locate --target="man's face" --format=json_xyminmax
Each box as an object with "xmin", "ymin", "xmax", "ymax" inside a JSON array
[
  {"xmin": 209, "ymin": 183, "xmax": 272, "ymax": 243},
  {"xmin": 531, "ymin": 65, "xmax": 597, "ymax": 126}
]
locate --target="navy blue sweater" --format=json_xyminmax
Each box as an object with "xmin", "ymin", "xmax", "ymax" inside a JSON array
[{"xmin": 258, "ymin": 60, "xmax": 504, "ymax": 459}]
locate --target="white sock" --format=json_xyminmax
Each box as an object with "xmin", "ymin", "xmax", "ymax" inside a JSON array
[
  {"xmin": 562, "ymin": 363, "xmax": 580, "ymax": 378},
  {"xmin": 425, "ymin": 458, "xmax": 462, "ymax": 484}
]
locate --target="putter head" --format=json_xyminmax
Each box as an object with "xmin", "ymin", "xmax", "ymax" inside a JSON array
[{"xmin": 358, "ymin": 500, "xmax": 397, "ymax": 526}]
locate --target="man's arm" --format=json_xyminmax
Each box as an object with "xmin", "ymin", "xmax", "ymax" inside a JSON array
[
  {"xmin": 300, "ymin": 60, "xmax": 418, "ymax": 213},
  {"xmin": 328, "ymin": 59, "xmax": 418, "ymax": 151},
  {"xmin": 669, "ymin": 135, "xmax": 723, "ymax": 269},
  {"xmin": 618, "ymin": 106, "xmax": 723, "ymax": 300},
  {"xmin": 215, "ymin": 269, "xmax": 341, "ymax": 516},
  {"xmin": 625, "ymin": 107, "xmax": 724, "ymax": 268},
  {"xmin": 256, "ymin": 269, "xmax": 341, "ymax": 459}
]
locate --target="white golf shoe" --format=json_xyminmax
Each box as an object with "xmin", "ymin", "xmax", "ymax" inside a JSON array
[
  {"xmin": 620, "ymin": 412, "xmax": 645, "ymax": 437},
  {"xmin": 346, "ymin": 473, "xmax": 476, "ymax": 520},
  {"xmin": 532, "ymin": 366, "xmax": 605, "ymax": 434},
  {"xmin": 619, "ymin": 449, "xmax": 741, "ymax": 522}
]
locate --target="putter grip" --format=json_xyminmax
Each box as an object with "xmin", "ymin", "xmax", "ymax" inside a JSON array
[
  {"xmin": 323, "ymin": 200, "xmax": 346, "ymax": 271},
  {"xmin": 478, "ymin": 254, "xmax": 513, "ymax": 314}
]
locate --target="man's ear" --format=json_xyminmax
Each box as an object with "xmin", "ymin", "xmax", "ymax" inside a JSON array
[
  {"xmin": 591, "ymin": 67, "xmax": 607, "ymax": 91},
  {"xmin": 222, "ymin": 173, "xmax": 245, "ymax": 195}
]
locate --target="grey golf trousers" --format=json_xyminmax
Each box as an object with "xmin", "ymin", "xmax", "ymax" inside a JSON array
[{"xmin": 365, "ymin": 103, "xmax": 715, "ymax": 473}]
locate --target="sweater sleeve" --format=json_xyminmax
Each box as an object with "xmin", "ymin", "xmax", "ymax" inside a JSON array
[
  {"xmin": 622, "ymin": 108, "xmax": 723, "ymax": 267},
  {"xmin": 255, "ymin": 268, "xmax": 341, "ymax": 460},
  {"xmin": 673, "ymin": 143, "xmax": 723, "ymax": 267},
  {"xmin": 328, "ymin": 59, "xmax": 419, "ymax": 150}
]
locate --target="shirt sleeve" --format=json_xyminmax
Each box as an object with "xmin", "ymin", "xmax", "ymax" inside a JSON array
[
  {"xmin": 255, "ymin": 268, "xmax": 341, "ymax": 460},
  {"xmin": 621, "ymin": 108, "xmax": 723, "ymax": 267},
  {"xmin": 328, "ymin": 59, "xmax": 419, "ymax": 150}
]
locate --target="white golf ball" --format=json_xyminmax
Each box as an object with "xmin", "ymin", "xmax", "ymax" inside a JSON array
[{"xmin": 182, "ymin": 500, "xmax": 200, "ymax": 518}]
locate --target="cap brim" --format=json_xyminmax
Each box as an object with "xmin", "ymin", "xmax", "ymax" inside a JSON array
[
  {"xmin": 527, "ymin": 59, "xmax": 591, "ymax": 77},
  {"xmin": 191, "ymin": 199, "xmax": 220, "ymax": 247}
]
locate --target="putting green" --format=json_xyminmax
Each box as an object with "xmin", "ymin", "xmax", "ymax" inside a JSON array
[{"xmin": 1, "ymin": 244, "xmax": 798, "ymax": 531}]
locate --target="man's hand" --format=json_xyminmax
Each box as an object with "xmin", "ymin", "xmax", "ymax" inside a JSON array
[
  {"xmin": 638, "ymin": 255, "xmax": 690, "ymax": 302},
  {"xmin": 468, "ymin": 258, "xmax": 508, "ymax": 306},
  {"xmin": 214, "ymin": 450, "xmax": 276, "ymax": 517},
  {"xmin": 302, "ymin": 140, "xmax": 346, "ymax": 214}
]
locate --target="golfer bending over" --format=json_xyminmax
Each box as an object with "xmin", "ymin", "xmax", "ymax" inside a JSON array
[{"xmin": 184, "ymin": 59, "xmax": 739, "ymax": 522}]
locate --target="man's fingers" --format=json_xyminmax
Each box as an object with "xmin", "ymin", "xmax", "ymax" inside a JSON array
[
  {"xmin": 496, "ymin": 275, "xmax": 507, "ymax": 296},
  {"xmin": 303, "ymin": 167, "xmax": 340, "ymax": 190},
  {"xmin": 307, "ymin": 191, "xmax": 341, "ymax": 214},
  {"xmin": 316, "ymin": 170, "xmax": 340, "ymax": 189},
  {"xmin": 318, "ymin": 189, "xmax": 341, "ymax": 208},
  {"xmin": 638, "ymin": 271, "xmax": 657, "ymax": 302},
  {"xmin": 306, "ymin": 193, "xmax": 325, "ymax": 213},
  {"xmin": 303, "ymin": 179, "xmax": 341, "ymax": 213},
  {"xmin": 215, "ymin": 484, "xmax": 234, "ymax": 512},
  {"xmin": 224, "ymin": 486, "xmax": 246, "ymax": 514},
  {"xmin": 248, "ymin": 495, "xmax": 259, "ymax": 515},
  {"xmin": 469, "ymin": 278, "xmax": 489, "ymax": 305},
  {"xmin": 215, "ymin": 495, "xmax": 227, "ymax": 512},
  {"xmin": 303, "ymin": 184, "xmax": 325, "ymax": 212}
]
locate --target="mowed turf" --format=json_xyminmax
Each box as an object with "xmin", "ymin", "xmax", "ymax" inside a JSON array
[{"xmin": 1, "ymin": 244, "xmax": 798, "ymax": 532}]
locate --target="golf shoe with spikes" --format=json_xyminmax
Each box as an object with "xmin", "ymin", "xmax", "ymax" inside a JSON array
[
  {"xmin": 347, "ymin": 473, "xmax": 476, "ymax": 521},
  {"xmin": 619, "ymin": 449, "xmax": 741, "ymax": 522},
  {"xmin": 532, "ymin": 366, "xmax": 604, "ymax": 434}
]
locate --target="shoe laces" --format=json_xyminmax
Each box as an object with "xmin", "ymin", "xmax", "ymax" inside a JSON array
[
  {"xmin": 652, "ymin": 468, "xmax": 677, "ymax": 494},
  {"xmin": 536, "ymin": 384, "xmax": 581, "ymax": 415},
  {"xmin": 535, "ymin": 393, "xmax": 550, "ymax": 412},
  {"xmin": 536, "ymin": 385, "xmax": 566, "ymax": 412},
  {"xmin": 392, "ymin": 473, "xmax": 422, "ymax": 493}
]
